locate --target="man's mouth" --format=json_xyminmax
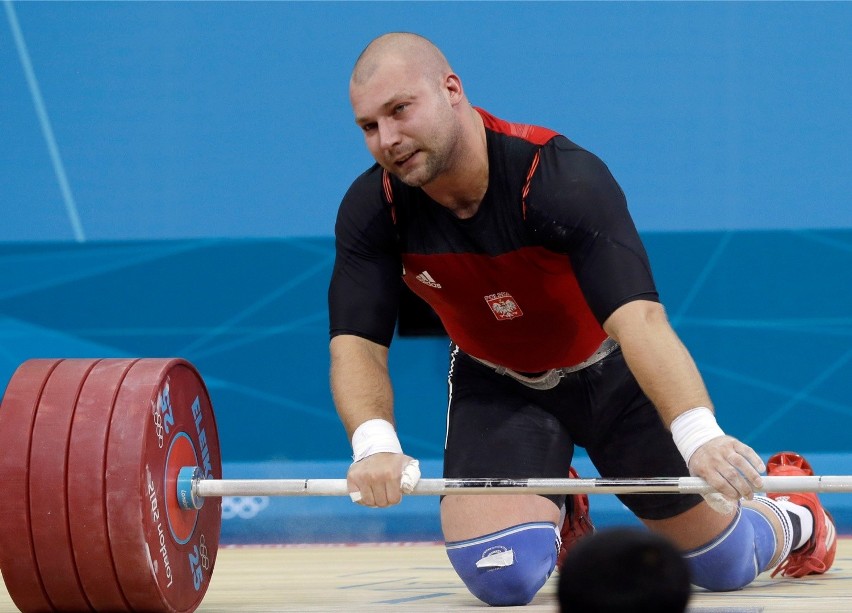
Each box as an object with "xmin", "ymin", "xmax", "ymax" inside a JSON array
[{"xmin": 394, "ymin": 151, "xmax": 418, "ymax": 167}]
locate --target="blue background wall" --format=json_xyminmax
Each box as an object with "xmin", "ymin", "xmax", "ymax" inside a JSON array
[
  {"xmin": 3, "ymin": 1, "xmax": 851, "ymax": 240},
  {"xmin": 1, "ymin": 2, "xmax": 850, "ymax": 542}
]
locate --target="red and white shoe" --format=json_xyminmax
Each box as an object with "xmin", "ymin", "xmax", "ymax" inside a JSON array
[
  {"xmin": 767, "ymin": 451, "xmax": 837, "ymax": 578},
  {"xmin": 557, "ymin": 466, "xmax": 595, "ymax": 570}
]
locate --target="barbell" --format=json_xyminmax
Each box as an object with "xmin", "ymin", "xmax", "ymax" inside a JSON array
[{"xmin": 0, "ymin": 358, "xmax": 849, "ymax": 613}]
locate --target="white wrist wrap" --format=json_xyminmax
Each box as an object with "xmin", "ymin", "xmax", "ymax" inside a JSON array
[
  {"xmin": 351, "ymin": 419, "xmax": 403, "ymax": 462},
  {"xmin": 670, "ymin": 407, "xmax": 725, "ymax": 466}
]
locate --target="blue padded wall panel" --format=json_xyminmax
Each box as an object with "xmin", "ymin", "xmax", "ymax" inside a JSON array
[{"xmin": 0, "ymin": 230, "xmax": 850, "ymax": 463}]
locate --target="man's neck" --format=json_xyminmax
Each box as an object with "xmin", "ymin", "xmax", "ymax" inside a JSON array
[{"xmin": 422, "ymin": 107, "xmax": 489, "ymax": 219}]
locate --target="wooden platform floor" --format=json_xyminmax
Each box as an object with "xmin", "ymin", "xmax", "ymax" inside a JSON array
[{"xmin": 2, "ymin": 539, "xmax": 850, "ymax": 612}]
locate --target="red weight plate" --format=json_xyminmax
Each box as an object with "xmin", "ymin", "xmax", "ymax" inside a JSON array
[
  {"xmin": 106, "ymin": 359, "xmax": 221, "ymax": 613},
  {"xmin": 68, "ymin": 358, "xmax": 139, "ymax": 611},
  {"xmin": 0, "ymin": 359, "xmax": 62, "ymax": 613},
  {"xmin": 29, "ymin": 358, "xmax": 101, "ymax": 610}
]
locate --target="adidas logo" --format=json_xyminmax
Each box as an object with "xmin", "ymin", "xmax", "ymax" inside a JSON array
[{"xmin": 415, "ymin": 271, "xmax": 442, "ymax": 288}]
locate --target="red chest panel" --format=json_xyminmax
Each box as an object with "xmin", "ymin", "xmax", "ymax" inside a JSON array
[{"xmin": 402, "ymin": 247, "xmax": 607, "ymax": 372}]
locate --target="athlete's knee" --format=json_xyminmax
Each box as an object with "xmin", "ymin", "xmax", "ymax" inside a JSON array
[
  {"xmin": 684, "ymin": 504, "xmax": 777, "ymax": 591},
  {"xmin": 445, "ymin": 522, "xmax": 559, "ymax": 606}
]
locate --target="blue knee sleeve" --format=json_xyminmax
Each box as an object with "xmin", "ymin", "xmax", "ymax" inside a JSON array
[
  {"xmin": 685, "ymin": 506, "xmax": 777, "ymax": 591},
  {"xmin": 445, "ymin": 522, "xmax": 558, "ymax": 606}
]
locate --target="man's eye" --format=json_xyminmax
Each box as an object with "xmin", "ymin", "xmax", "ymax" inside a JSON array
[
  {"xmin": 394, "ymin": 104, "xmax": 408, "ymax": 114},
  {"xmin": 362, "ymin": 123, "xmax": 376, "ymax": 132}
]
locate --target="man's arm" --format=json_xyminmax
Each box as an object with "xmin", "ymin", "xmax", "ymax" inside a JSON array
[
  {"xmin": 603, "ymin": 300, "xmax": 765, "ymax": 503},
  {"xmin": 331, "ymin": 334, "xmax": 394, "ymax": 437},
  {"xmin": 330, "ymin": 334, "xmax": 417, "ymax": 507}
]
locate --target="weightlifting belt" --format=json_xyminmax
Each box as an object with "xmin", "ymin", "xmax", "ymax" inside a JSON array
[{"xmin": 469, "ymin": 337, "xmax": 619, "ymax": 391}]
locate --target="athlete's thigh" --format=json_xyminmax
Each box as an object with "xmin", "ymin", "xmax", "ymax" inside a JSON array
[
  {"xmin": 442, "ymin": 349, "xmax": 570, "ymax": 540},
  {"xmin": 441, "ymin": 495, "xmax": 561, "ymax": 541},
  {"xmin": 581, "ymin": 350, "xmax": 703, "ymax": 520},
  {"xmin": 642, "ymin": 499, "xmax": 737, "ymax": 550}
]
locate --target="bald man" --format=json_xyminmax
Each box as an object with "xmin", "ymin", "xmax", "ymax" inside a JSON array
[{"xmin": 328, "ymin": 32, "xmax": 836, "ymax": 606}]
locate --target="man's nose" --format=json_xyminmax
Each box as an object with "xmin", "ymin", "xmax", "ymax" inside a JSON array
[{"xmin": 377, "ymin": 120, "xmax": 402, "ymax": 151}]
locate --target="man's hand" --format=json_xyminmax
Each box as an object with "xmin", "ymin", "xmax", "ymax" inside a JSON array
[
  {"xmin": 689, "ymin": 436, "xmax": 765, "ymax": 511},
  {"xmin": 347, "ymin": 452, "xmax": 420, "ymax": 507}
]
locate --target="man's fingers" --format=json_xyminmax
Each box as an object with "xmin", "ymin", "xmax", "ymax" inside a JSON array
[
  {"xmin": 400, "ymin": 459, "xmax": 421, "ymax": 494},
  {"xmin": 690, "ymin": 436, "xmax": 768, "ymax": 501},
  {"xmin": 723, "ymin": 469, "xmax": 755, "ymax": 500},
  {"xmin": 351, "ymin": 487, "xmax": 384, "ymax": 507},
  {"xmin": 703, "ymin": 469, "xmax": 742, "ymax": 501},
  {"xmin": 749, "ymin": 450, "xmax": 767, "ymax": 474},
  {"xmin": 382, "ymin": 482, "xmax": 400, "ymax": 506},
  {"xmin": 347, "ymin": 454, "xmax": 420, "ymax": 507},
  {"xmin": 728, "ymin": 451, "xmax": 764, "ymax": 490},
  {"xmin": 731, "ymin": 440, "xmax": 766, "ymax": 472},
  {"xmin": 349, "ymin": 483, "xmax": 378, "ymax": 506}
]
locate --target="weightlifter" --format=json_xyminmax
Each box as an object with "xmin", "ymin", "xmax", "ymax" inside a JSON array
[{"xmin": 327, "ymin": 32, "xmax": 837, "ymax": 606}]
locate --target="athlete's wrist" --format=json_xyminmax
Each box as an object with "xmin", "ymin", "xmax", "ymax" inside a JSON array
[
  {"xmin": 670, "ymin": 407, "xmax": 725, "ymax": 466},
  {"xmin": 351, "ymin": 418, "xmax": 403, "ymax": 462}
]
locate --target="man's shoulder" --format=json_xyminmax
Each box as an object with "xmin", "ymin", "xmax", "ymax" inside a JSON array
[
  {"xmin": 539, "ymin": 137, "xmax": 613, "ymax": 181},
  {"xmin": 475, "ymin": 108, "xmax": 595, "ymax": 168},
  {"xmin": 336, "ymin": 163, "xmax": 397, "ymax": 244},
  {"xmin": 341, "ymin": 163, "xmax": 385, "ymax": 205},
  {"xmin": 475, "ymin": 107, "xmax": 560, "ymax": 146},
  {"xmin": 348, "ymin": 163, "xmax": 384, "ymax": 189}
]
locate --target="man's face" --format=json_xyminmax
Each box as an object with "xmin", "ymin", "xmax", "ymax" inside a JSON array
[{"xmin": 350, "ymin": 59, "xmax": 459, "ymax": 187}]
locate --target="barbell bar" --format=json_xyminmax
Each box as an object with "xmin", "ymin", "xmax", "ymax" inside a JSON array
[{"xmin": 176, "ymin": 470, "xmax": 852, "ymax": 509}]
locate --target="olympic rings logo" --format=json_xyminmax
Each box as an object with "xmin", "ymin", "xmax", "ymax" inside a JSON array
[{"xmin": 221, "ymin": 496, "xmax": 270, "ymax": 520}]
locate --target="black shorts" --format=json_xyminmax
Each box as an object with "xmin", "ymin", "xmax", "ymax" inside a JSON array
[{"xmin": 442, "ymin": 344, "xmax": 703, "ymax": 520}]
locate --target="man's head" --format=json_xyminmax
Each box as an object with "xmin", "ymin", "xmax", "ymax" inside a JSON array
[{"xmin": 349, "ymin": 33, "xmax": 467, "ymax": 187}]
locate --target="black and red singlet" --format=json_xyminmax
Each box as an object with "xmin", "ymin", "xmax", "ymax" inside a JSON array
[{"xmin": 329, "ymin": 108, "xmax": 658, "ymax": 373}]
